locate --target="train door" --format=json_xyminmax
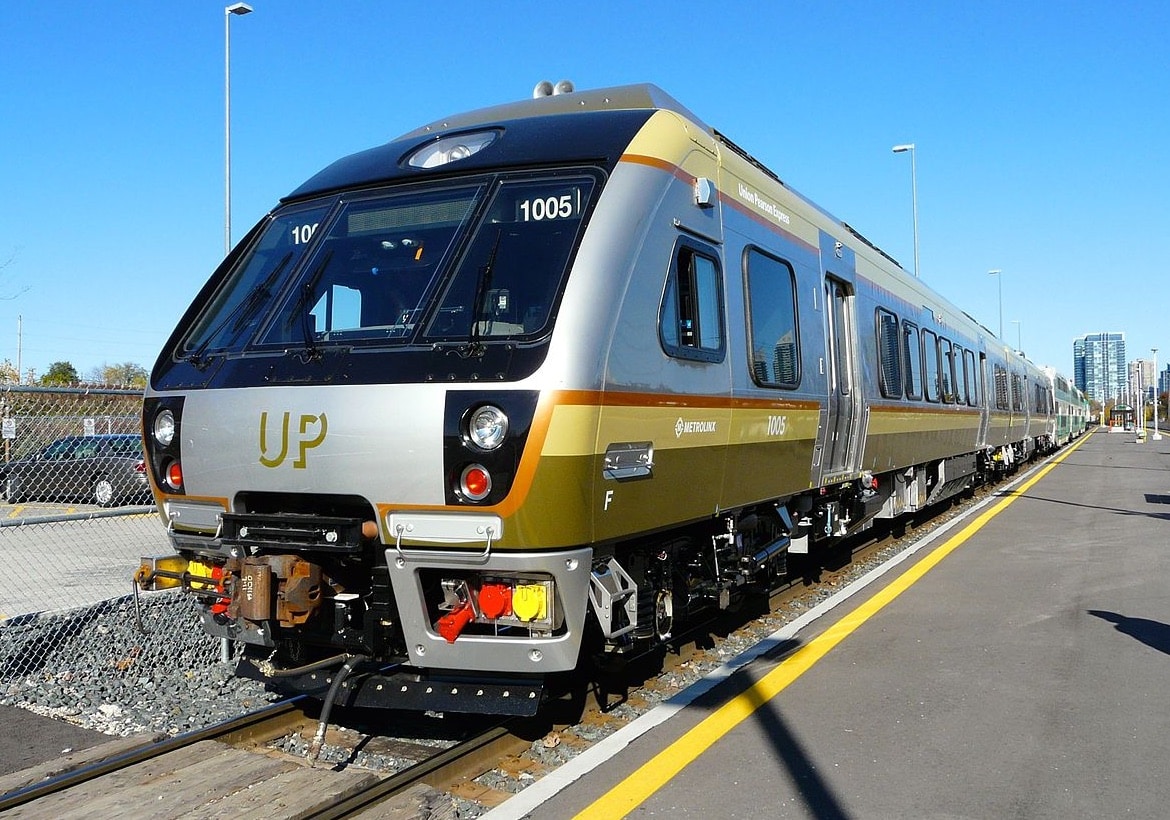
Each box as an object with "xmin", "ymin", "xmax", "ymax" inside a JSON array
[
  {"xmin": 593, "ymin": 232, "xmax": 731, "ymax": 544},
  {"xmin": 816, "ymin": 273, "xmax": 864, "ymax": 482},
  {"xmin": 977, "ymin": 352, "xmax": 991, "ymax": 446}
]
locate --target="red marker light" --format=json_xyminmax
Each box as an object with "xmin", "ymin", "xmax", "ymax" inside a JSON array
[
  {"xmin": 459, "ymin": 464, "xmax": 491, "ymax": 501},
  {"xmin": 166, "ymin": 460, "xmax": 183, "ymax": 490}
]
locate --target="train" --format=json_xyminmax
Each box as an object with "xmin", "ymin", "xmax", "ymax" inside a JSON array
[{"xmin": 135, "ymin": 83, "xmax": 1089, "ymax": 715}]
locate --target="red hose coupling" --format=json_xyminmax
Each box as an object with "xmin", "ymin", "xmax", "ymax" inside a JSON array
[{"xmin": 437, "ymin": 600, "xmax": 475, "ymax": 643}]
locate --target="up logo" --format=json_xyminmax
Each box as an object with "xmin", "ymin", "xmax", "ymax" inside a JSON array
[{"xmin": 259, "ymin": 411, "xmax": 328, "ymax": 469}]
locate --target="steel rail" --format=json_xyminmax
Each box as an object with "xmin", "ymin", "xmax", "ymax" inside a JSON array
[
  {"xmin": 305, "ymin": 722, "xmax": 523, "ymax": 819},
  {"xmin": 0, "ymin": 697, "xmax": 307, "ymax": 812}
]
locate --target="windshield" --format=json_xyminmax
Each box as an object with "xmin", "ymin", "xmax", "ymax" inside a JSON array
[
  {"xmin": 183, "ymin": 203, "xmax": 331, "ymax": 357},
  {"xmin": 261, "ymin": 185, "xmax": 483, "ymax": 347},
  {"xmin": 179, "ymin": 172, "xmax": 597, "ymax": 360},
  {"xmin": 423, "ymin": 177, "xmax": 596, "ymax": 343}
]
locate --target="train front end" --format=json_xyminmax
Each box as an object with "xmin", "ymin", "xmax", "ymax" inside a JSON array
[{"xmin": 136, "ymin": 91, "xmax": 671, "ymax": 714}]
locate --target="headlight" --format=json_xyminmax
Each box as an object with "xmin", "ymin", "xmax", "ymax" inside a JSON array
[
  {"xmin": 153, "ymin": 409, "xmax": 176, "ymax": 447},
  {"xmin": 467, "ymin": 405, "xmax": 508, "ymax": 451},
  {"xmin": 406, "ymin": 130, "xmax": 498, "ymax": 169}
]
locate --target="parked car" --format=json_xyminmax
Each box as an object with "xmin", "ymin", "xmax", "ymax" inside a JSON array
[{"xmin": 3, "ymin": 433, "xmax": 150, "ymax": 507}]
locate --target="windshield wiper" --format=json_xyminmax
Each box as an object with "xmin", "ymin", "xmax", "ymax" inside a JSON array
[
  {"xmin": 185, "ymin": 251, "xmax": 293, "ymax": 370},
  {"xmin": 457, "ymin": 228, "xmax": 503, "ymax": 359},
  {"xmin": 286, "ymin": 249, "xmax": 333, "ymax": 362}
]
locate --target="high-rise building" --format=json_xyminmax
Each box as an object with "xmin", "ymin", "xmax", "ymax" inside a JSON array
[
  {"xmin": 1073, "ymin": 332, "xmax": 1126, "ymax": 405},
  {"xmin": 1129, "ymin": 359, "xmax": 1156, "ymax": 404}
]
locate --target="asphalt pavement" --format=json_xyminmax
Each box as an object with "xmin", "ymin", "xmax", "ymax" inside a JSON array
[{"xmin": 496, "ymin": 428, "xmax": 1170, "ymax": 819}]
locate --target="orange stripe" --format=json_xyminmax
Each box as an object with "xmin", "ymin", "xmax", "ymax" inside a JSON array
[{"xmin": 620, "ymin": 153, "xmax": 692, "ymax": 181}]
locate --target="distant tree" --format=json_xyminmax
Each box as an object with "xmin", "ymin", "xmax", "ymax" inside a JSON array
[
  {"xmin": 40, "ymin": 361, "xmax": 79, "ymax": 386},
  {"xmin": 96, "ymin": 362, "xmax": 148, "ymax": 388},
  {"xmin": 0, "ymin": 358, "xmax": 17, "ymax": 384}
]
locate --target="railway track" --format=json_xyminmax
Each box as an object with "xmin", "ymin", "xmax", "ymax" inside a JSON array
[
  {"xmin": 0, "ymin": 469, "xmax": 1021, "ymax": 818},
  {"xmin": 0, "ymin": 695, "xmax": 535, "ymax": 818}
]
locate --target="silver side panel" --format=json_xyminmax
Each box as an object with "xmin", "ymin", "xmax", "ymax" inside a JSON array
[{"xmin": 177, "ymin": 384, "xmax": 448, "ymax": 505}]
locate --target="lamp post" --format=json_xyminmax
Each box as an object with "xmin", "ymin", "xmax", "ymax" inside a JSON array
[
  {"xmin": 988, "ymin": 269, "xmax": 1003, "ymax": 340},
  {"xmin": 225, "ymin": 2, "xmax": 254, "ymax": 257},
  {"xmin": 892, "ymin": 143, "xmax": 919, "ymax": 278},
  {"xmin": 1154, "ymin": 348, "xmax": 1162, "ymax": 440}
]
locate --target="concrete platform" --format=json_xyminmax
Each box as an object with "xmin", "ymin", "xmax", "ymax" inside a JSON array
[{"xmin": 491, "ymin": 429, "xmax": 1170, "ymax": 818}]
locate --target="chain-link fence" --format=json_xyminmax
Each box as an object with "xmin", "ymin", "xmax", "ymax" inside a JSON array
[
  {"xmin": 0, "ymin": 386, "xmax": 239, "ymax": 735},
  {"xmin": 1, "ymin": 385, "xmax": 150, "ymax": 508}
]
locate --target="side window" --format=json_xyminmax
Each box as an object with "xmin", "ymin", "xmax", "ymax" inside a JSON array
[
  {"xmin": 994, "ymin": 365, "xmax": 1009, "ymax": 410},
  {"xmin": 954, "ymin": 344, "xmax": 967, "ymax": 404},
  {"xmin": 923, "ymin": 329, "xmax": 940, "ymax": 402},
  {"xmin": 965, "ymin": 349, "xmax": 979, "ymax": 406},
  {"xmin": 660, "ymin": 241, "xmax": 725, "ymax": 362},
  {"xmin": 939, "ymin": 337, "xmax": 955, "ymax": 403},
  {"xmin": 979, "ymin": 353, "xmax": 988, "ymax": 408},
  {"xmin": 1011, "ymin": 373, "xmax": 1024, "ymax": 412},
  {"xmin": 902, "ymin": 321, "xmax": 921, "ymax": 400},
  {"xmin": 744, "ymin": 248, "xmax": 799, "ymax": 386},
  {"xmin": 876, "ymin": 309, "xmax": 902, "ymax": 398},
  {"xmin": 74, "ymin": 440, "xmax": 99, "ymax": 459}
]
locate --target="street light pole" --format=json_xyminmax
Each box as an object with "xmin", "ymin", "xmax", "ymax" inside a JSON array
[
  {"xmin": 988, "ymin": 269, "xmax": 1003, "ymax": 340},
  {"xmin": 892, "ymin": 143, "xmax": 919, "ymax": 278},
  {"xmin": 1154, "ymin": 348, "xmax": 1162, "ymax": 440},
  {"xmin": 225, "ymin": 2, "xmax": 254, "ymax": 257}
]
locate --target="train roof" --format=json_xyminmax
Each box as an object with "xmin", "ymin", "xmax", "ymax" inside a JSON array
[
  {"xmin": 285, "ymin": 84, "xmax": 708, "ymax": 202},
  {"xmin": 278, "ymin": 83, "xmax": 1065, "ymax": 382},
  {"xmin": 397, "ymin": 82, "xmax": 712, "ymax": 141}
]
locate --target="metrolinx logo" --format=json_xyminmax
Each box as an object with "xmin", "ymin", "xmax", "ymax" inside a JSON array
[{"xmin": 675, "ymin": 417, "xmax": 717, "ymax": 438}]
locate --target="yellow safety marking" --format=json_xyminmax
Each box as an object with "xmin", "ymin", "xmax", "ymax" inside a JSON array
[{"xmin": 576, "ymin": 431, "xmax": 1095, "ymax": 819}]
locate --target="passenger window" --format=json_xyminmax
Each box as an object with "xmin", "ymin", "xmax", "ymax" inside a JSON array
[
  {"xmin": 994, "ymin": 365, "xmax": 1009, "ymax": 410},
  {"xmin": 876, "ymin": 309, "xmax": 901, "ymax": 398},
  {"xmin": 939, "ymin": 337, "xmax": 955, "ymax": 403},
  {"xmin": 953, "ymin": 344, "xmax": 967, "ymax": 404},
  {"xmin": 902, "ymin": 322, "xmax": 922, "ymax": 400},
  {"xmin": 744, "ymin": 249, "xmax": 799, "ymax": 387},
  {"xmin": 660, "ymin": 241, "xmax": 725, "ymax": 362},
  {"xmin": 964, "ymin": 349, "xmax": 979, "ymax": 406},
  {"xmin": 923, "ymin": 329, "xmax": 940, "ymax": 402}
]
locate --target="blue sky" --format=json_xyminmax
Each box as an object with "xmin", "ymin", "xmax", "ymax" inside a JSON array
[{"xmin": 1, "ymin": 1, "xmax": 1167, "ymax": 383}]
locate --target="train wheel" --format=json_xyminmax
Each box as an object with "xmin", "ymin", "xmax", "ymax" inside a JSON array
[{"xmin": 655, "ymin": 589, "xmax": 674, "ymax": 640}]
